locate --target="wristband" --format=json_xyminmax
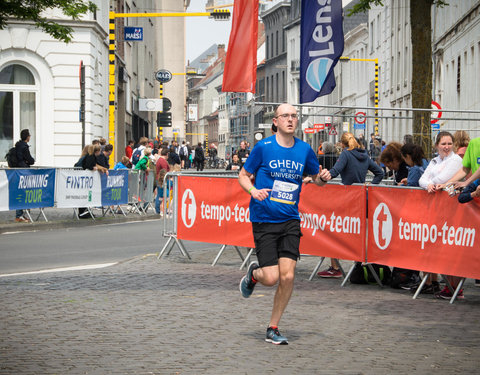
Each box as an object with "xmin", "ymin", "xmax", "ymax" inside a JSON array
[{"xmin": 248, "ymin": 186, "xmax": 256, "ymax": 195}]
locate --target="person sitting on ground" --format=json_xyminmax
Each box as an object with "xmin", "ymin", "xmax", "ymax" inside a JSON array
[
  {"xmin": 317, "ymin": 132, "xmax": 383, "ymax": 279},
  {"xmin": 113, "ymin": 156, "xmax": 131, "ymax": 170},
  {"xmin": 400, "ymin": 143, "xmax": 429, "ymax": 187},
  {"xmin": 379, "ymin": 142, "xmax": 409, "ymax": 184}
]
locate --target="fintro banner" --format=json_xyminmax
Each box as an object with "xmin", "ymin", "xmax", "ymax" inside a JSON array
[{"xmin": 300, "ymin": 0, "xmax": 344, "ymax": 103}]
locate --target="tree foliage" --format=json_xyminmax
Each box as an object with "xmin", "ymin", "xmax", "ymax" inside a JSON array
[
  {"xmin": 0, "ymin": 0, "xmax": 97, "ymax": 43},
  {"xmin": 349, "ymin": 0, "xmax": 448, "ymax": 156}
]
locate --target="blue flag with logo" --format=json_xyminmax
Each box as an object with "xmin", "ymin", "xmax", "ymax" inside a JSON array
[{"xmin": 300, "ymin": 0, "xmax": 344, "ymax": 103}]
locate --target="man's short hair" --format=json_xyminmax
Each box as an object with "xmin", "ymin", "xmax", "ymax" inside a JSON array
[
  {"xmin": 20, "ymin": 129, "xmax": 30, "ymax": 141},
  {"xmin": 104, "ymin": 144, "xmax": 113, "ymax": 153},
  {"xmin": 160, "ymin": 148, "xmax": 169, "ymax": 156}
]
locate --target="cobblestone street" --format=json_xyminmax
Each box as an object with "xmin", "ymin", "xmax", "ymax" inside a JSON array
[{"xmin": 1, "ymin": 247, "xmax": 480, "ymax": 374}]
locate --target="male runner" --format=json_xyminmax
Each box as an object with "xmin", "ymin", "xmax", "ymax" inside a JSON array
[{"xmin": 238, "ymin": 103, "xmax": 331, "ymax": 345}]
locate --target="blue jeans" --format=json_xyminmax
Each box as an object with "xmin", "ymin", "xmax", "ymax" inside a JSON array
[
  {"xmin": 155, "ymin": 187, "xmax": 164, "ymax": 214},
  {"xmin": 16, "ymin": 209, "xmax": 24, "ymax": 218}
]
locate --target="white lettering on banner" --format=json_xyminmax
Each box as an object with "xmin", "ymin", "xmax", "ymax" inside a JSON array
[
  {"xmin": 181, "ymin": 189, "xmax": 196, "ymax": 228},
  {"xmin": 300, "ymin": 211, "xmax": 361, "ymax": 236},
  {"xmin": 18, "ymin": 174, "xmax": 49, "ymax": 189},
  {"xmin": 106, "ymin": 175, "xmax": 125, "ymax": 188},
  {"xmin": 200, "ymin": 202, "xmax": 250, "ymax": 227},
  {"xmin": 398, "ymin": 218, "xmax": 475, "ymax": 249},
  {"xmin": 309, "ymin": 0, "xmax": 334, "ymax": 58},
  {"xmin": 65, "ymin": 176, "xmax": 94, "ymax": 189}
]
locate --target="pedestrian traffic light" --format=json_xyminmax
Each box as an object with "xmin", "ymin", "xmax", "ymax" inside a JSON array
[
  {"xmin": 210, "ymin": 9, "xmax": 231, "ymax": 21},
  {"xmin": 157, "ymin": 112, "xmax": 172, "ymax": 127}
]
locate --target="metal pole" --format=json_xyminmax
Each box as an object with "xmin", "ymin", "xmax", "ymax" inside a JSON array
[{"xmin": 108, "ymin": 11, "xmax": 116, "ymax": 167}]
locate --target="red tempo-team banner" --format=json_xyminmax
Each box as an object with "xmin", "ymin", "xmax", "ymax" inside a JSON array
[
  {"xmin": 176, "ymin": 176, "xmax": 366, "ymax": 262},
  {"xmin": 367, "ymin": 186, "xmax": 480, "ymax": 279}
]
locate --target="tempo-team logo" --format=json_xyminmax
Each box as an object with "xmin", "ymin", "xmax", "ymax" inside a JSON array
[
  {"xmin": 181, "ymin": 189, "xmax": 196, "ymax": 228},
  {"xmin": 372, "ymin": 203, "xmax": 393, "ymax": 250}
]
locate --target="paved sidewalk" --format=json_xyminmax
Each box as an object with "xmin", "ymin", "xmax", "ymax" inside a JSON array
[{"xmin": 1, "ymin": 247, "xmax": 479, "ymax": 374}]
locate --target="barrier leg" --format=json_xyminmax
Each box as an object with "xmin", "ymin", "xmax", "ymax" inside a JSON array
[
  {"xmin": 308, "ymin": 257, "xmax": 325, "ymax": 281},
  {"xmin": 158, "ymin": 236, "xmax": 174, "ymax": 259},
  {"xmin": 450, "ymin": 278, "xmax": 466, "ymax": 304},
  {"xmin": 34, "ymin": 208, "xmax": 48, "ymax": 222},
  {"xmin": 234, "ymin": 246, "xmax": 245, "ymax": 261},
  {"xmin": 176, "ymin": 238, "xmax": 191, "ymax": 260},
  {"xmin": 442, "ymin": 274, "xmax": 454, "ymax": 294},
  {"xmin": 87, "ymin": 207, "xmax": 96, "ymax": 221},
  {"xmin": 73, "ymin": 208, "xmax": 80, "ymax": 220},
  {"xmin": 335, "ymin": 258, "xmax": 346, "ymax": 278},
  {"xmin": 366, "ymin": 263, "xmax": 384, "ymax": 287},
  {"xmin": 341, "ymin": 262, "xmax": 357, "ymax": 287},
  {"xmin": 23, "ymin": 209, "xmax": 33, "ymax": 223},
  {"xmin": 212, "ymin": 245, "xmax": 227, "ymax": 266},
  {"xmin": 412, "ymin": 273, "xmax": 430, "ymax": 299},
  {"xmin": 239, "ymin": 248, "xmax": 255, "ymax": 270}
]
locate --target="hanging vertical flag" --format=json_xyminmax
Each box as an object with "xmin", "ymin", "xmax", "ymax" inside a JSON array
[
  {"xmin": 300, "ymin": 0, "xmax": 344, "ymax": 103},
  {"xmin": 222, "ymin": 0, "xmax": 259, "ymax": 93}
]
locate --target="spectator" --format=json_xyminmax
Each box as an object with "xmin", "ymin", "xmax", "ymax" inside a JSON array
[
  {"xmin": 371, "ymin": 139, "xmax": 382, "ymax": 163},
  {"xmin": 125, "ymin": 140, "xmax": 134, "ymax": 159},
  {"xmin": 317, "ymin": 142, "xmax": 324, "ymax": 156},
  {"xmin": 368, "ymin": 133, "xmax": 376, "ymax": 156},
  {"xmin": 399, "ymin": 143, "xmax": 429, "ymax": 186},
  {"xmin": 453, "ymin": 130, "xmax": 470, "ymax": 159},
  {"xmin": 357, "ymin": 133, "xmax": 368, "ymax": 149},
  {"xmin": 457, "ymin": 178, "xmax": 480, "ymax": 204},
  {"xmin": 237, "ymin": 141, "xmax": 249, "ymax": 165},
  {"xmin": 379, "ymin": 142, "xmax": 409, "ymax": 185},
  {"xmin": 130, "ymin": 137, "xmax": 149, "ymax": 166},
  {"xmin": 155, "ymin": 169, "xmax": 168, "ymax": 215},
  {"xmin": 99, "ymin": 137, "xmax": 107, "ymax": 152},
  {"xmin": 226, "ymin": 154, "xmax": 242, "ymax": 171},
  {"xmin": 92, "ymin": 139, "xmax": 100, "ymax": 146},
  {"xmin": 96, "ymin": 143, "xmax": 113, "ymax": 170},
  {"xmin": 185, "ymin": 141, "xmax": 192, "ymax": 169},
  {"xmin": 179, "ymin": 141, "xmax": 189, "ymax": 169},
  {"xmin": 317, "ymin": 132, "xmax": 383, "ymax": 278},
  {"xmin": 74, "ymin": 145, "xmax": 90, "ymax": 168},
  {"xmin": 13, "ymin": 129, "xmax": 35, "ymax": 222},
  {"xmin": 194, "ymin": 142, "xmax": 205, "ymax": 171},
  {"xmin": 403, "ymin": 134, "xmax": 413, "ymax": 145},
  {"xmin": 113, "ymin": 156, "xmax": 131, "ymax": 170},
  {"xmin": 135, "ymin": 147, "xmax": 152, "ymax": 172},
  {"xmin": 167, "ymin": 145, "xmax": 181, "ymax": 167},
  {"xmin": 318, "ymin": 141, "xmax": 338, "ymax": 170}
]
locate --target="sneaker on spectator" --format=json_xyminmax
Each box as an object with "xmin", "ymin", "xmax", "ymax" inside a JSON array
[
  {"xmin": 411, "ymin": 281, "xmax": 440, "ymax": 294},
  {"xmin": 14, "ymin": 217, "xmax": 29, "ymax": 223},
  {"xmin": 437, "ymin": 286, "xmax": 464, "ymax": 300},
  {"xmin": 399, "ymin": 280, "xmax": 421, "ymax": 290},
  {"xmin": 317, "ymin": 266, "xmax": 342, "ymax": 278},
  {"xmin": 239, "ymin": 262, "xmax": 259, "ymax": 298},
  {"xmin": 265, "ymin": 327, "xmax": 288, "ymax": 345}
]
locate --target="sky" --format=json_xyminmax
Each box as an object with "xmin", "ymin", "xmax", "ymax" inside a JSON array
[{"xmin": 186, "ymin": 0, "xmax": 354, "ymax": 63}]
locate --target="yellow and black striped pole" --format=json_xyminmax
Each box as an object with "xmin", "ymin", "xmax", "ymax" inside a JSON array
[
  {"xmin": 108, "ymin": 11, "xmax": 116, "ymax": 167},
  {"xmin": 374, "ymin": 58, "xmax": 379, "ymax": 135},
  {"xmin": 158, "ymin": 82, "xmax": 163, "ymax": 143}
]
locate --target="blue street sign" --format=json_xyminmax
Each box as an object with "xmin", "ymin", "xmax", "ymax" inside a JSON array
[
  {"xmin": 124, "ymin": 27, "xmax": 143, "ymax": 41},
  {"xmin": 354, "ymin": 122, "xmax": 366, "ymax": 130},
  {"xmin": 431, "ymin": 123, "xmax": 440, "ymax": 130}
]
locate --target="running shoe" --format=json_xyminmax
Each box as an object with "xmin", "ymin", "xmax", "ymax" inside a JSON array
[
  {"xmin": 317, "ymin": 266, "xmax": 342, "ymax": 278},
  {"xmin": 239, "ymin": 262, "xmax": 259, "ymax": 298},
  {"xmin": 411, "ymin": 281, "xmax": 440, "ymax": 294},
  {"xmin": 437, "ymin": 286, "xmax": 464, "ymax": 300},
  {"xmin": 14, "ymin": 217, "xmax": 29, "ymax": 223},
  {"xmin": 265, "ymin": 327, "xmax": 288, "ymax": 345}
]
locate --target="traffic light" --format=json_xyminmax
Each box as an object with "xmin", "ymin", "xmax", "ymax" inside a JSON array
[
  {"xmin": 210, "ymin": 9, "xmax": 231, "ymax": 21},
  {"xmin": 157, "ymin": 112, "xmax": 172, "ymax": 127}
]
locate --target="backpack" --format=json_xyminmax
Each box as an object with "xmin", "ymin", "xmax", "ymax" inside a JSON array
[
  {"xmin": 5, "ymin": 147, "xmax": 18, "ymax": 167},
  {"xmin": 131, "ymin": 148, "xmax": 142, "ymax": 165},
  {"xmin": 350, "ymin": 262, "xmax": 392, "ymax": 285},
  {"xmin": 179, "ymin": 145, "xmax": 187, "ymax": 158},
  {"xmin": 390, "ymin": 268, "xmax": 420, "ymax": 289}
]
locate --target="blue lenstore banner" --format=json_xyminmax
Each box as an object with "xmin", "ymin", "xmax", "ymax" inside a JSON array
[
  {"xmin": 7, "ymin": 169, "xmax": 56, "ymax": 210},
  {"xmin": 100, "ymin": 170, "xmax": 129, "ymax": 206},
  {"xmin": 300, "ymin": 0, "xmax": 344, "ymax": 103},
  {"xmin": 124, "ymin": 27, "xmax": 143, "ymax": 41}
]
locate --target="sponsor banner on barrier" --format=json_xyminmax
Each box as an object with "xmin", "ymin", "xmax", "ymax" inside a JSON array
[
  {"xmin": 177, "ymin": 176, "xmax": 255, "ymax": 247},
  {"xmin": 298, "ymin": 184, "xmax": 366, "ymax": 260},
  {"xmin": 56, "ymin": 169, "xmax": 102, "ymax": 208},
  {"xmin": 6, "ymin": 169, "xmax": 55, "ymax": 210},
  {"xmin": 101, "ymin": 170, "xmax": 129, "ymax": 206},
  {"xmin": 368, "ymin": 186, "xmax": 480, "ymax": 279},
  {"xmin": 0, "ymin": 170, "xmax": 9, "ymax": 211},
  {"xmin": 177, "ymin": 176, "xmax": 366, "ymax": 261}
]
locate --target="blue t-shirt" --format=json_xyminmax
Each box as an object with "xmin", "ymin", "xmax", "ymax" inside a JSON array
[{"xmin": 243, "ymin": 135, "xmax": 319, "ymax": 223}]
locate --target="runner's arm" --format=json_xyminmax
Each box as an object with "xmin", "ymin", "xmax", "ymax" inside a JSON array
[{"xmin": 238, "ymin": 168, "xmax": 271, "ymax": 201}]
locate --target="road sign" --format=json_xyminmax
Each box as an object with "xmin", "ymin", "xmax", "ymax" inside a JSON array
[
  {"xmin": 304, "ymin": 128, "xmax": 316, "ymax": 134},
  {"xmin": 139, "ymin": 98, "xmax": 163, "ymax": 111},
  {"xmin": 162, "ymin": 97, "xmax": 172, "ymax": 111},
  {"xmin": 328, "ymin": 127, "xmax": 338, "ymax": 135},
  {"xmin": 325, "ymin": 116, "xmax": 332, "ymax": 124},
  {"xmin": 258, "ymin": 123, "xmax": 271, "ymax": 129},
  {"xmin": 354, "ymin": 123, "xmax": 366, "ymax": 130},
  {"xmin": 155, "ymin": 69, "xmax": 172, "ymax": 83},
  {"xmin": 355, "ymin": 112, "xmax": 366, "ymax": 124},
  {"xmin": 431, "ymin": 123, "xmax": 440, "ymax": 130},
  {"xmin": 124, "ymin": 27, "xmax": 143, "ymax": 41},
  {"xmin": 313, "ymin": 123, "xmax": 325, "ymax": 130},
  {"xmin": 431, "ymin": 100, "xmax": 442, "ymax": 124}
]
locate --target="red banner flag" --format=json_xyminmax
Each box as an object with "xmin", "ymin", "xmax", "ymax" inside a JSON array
[{"xmin": 222, "ymin": 0, "xmax": 258, "ymax": 93}]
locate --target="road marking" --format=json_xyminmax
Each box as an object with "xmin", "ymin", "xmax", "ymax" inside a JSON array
[{"xmin": 0, "ymin": 262, "xmax": 117, "ymax": 278}]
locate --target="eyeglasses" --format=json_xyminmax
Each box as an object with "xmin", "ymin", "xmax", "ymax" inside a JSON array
[{"xmin": 275, "ymin": 113, "xmax": 298, "ymax": 120}]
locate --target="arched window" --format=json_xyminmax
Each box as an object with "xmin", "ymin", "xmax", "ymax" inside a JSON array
[{"xmin": 0, "ymin": 64, "xmax": 37, "ymax": 161}]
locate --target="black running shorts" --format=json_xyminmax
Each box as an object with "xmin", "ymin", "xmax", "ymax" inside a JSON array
[{"xmin": 252, "ymin": 219, "xmax": 302, "ymax": 267}]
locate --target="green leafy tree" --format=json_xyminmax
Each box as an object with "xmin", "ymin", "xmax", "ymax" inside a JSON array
[
  {"xmin": 0, "ymin": 0, "xmax": 97, "ymax": 43},
  {"xmin": 349, "ymin": 0, "xmax": 448, "ymax": 156}
]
